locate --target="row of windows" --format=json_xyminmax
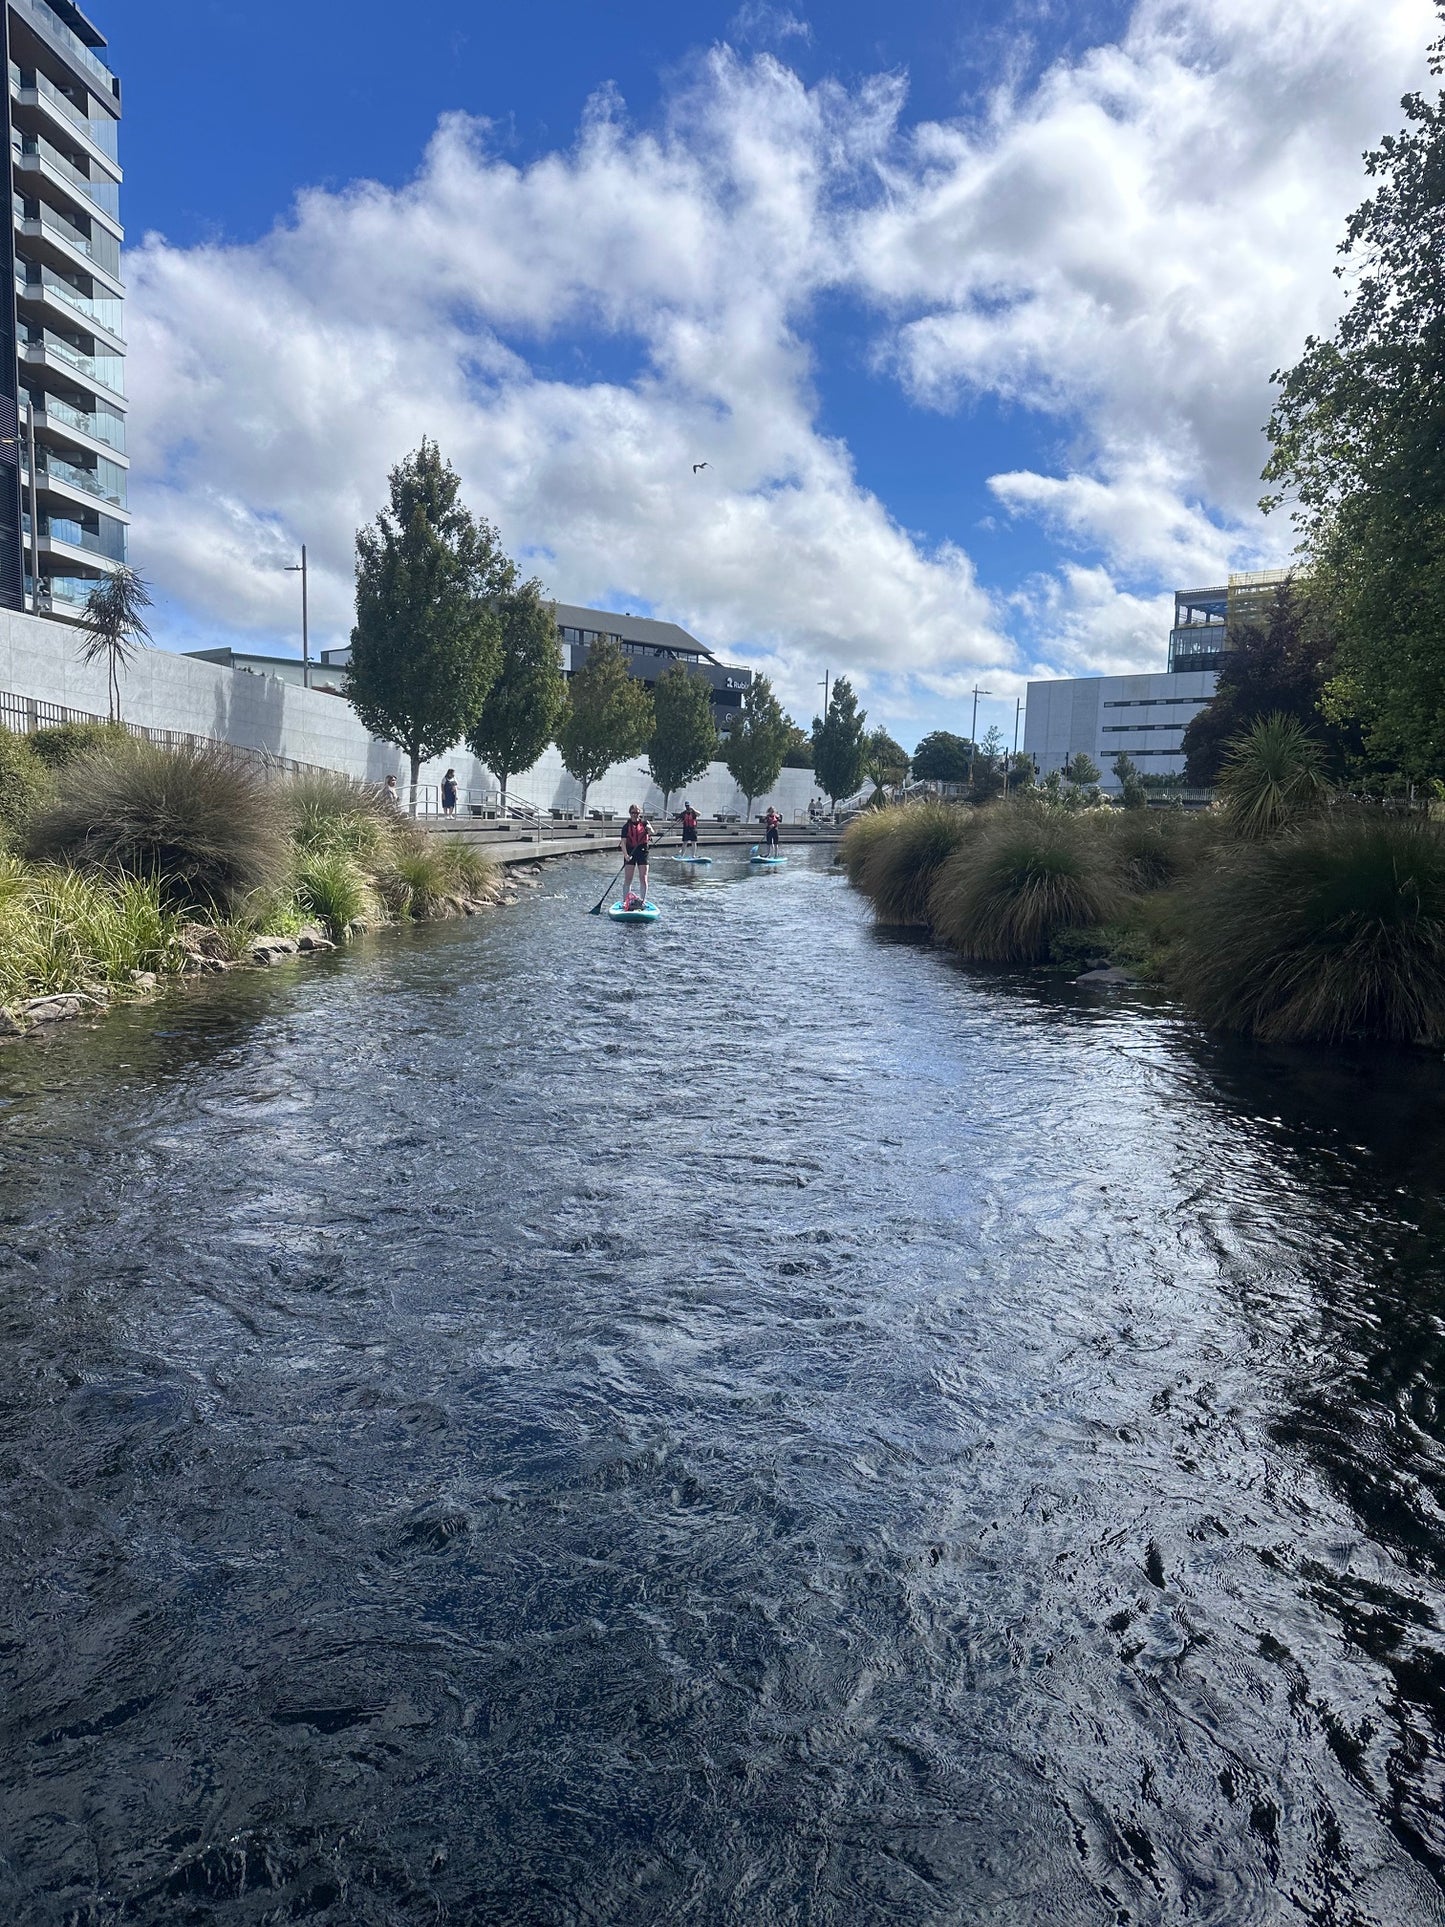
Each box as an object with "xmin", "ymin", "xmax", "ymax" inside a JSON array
[
  {"xmin": 1102, "ymin": 724, "xmax": 1186, "ymax": 734},
  {"xmin": 1102, "ymin": 697, "xmax": 1208, "ymax": 710}
]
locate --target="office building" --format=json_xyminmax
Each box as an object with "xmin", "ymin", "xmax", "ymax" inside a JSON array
[
  {"xmin": 1, "ymin": 0, "xmax": 125, "ymax": 622},
  {"xmin": 1024, "ymin": 571, "xmax": 1290, "ymax": 790}
]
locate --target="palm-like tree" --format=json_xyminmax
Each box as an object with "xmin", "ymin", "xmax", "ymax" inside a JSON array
[{"xmin": 79, "ymin": 566, "xmax": 153, "ymax": 723}]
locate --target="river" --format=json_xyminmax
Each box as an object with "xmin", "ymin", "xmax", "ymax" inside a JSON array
[{"xmin": 3, "ymin": 848, "xmax": 1445, "ymax": 1925}]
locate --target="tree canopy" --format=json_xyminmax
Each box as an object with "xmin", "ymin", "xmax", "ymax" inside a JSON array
[
  {"xmin": 724, "ymin": 674, "xmax": 791, "ymax": 816},
  {"xmin": 911, "ymin": 730, "xmax": 975, "ymax": 784},
  {"xmin": 866, "ymin": 726, "xmax": 910, "ymax": 779},
  {"xmin": 557, "ymin": 637, "xmax": 654, "ymax": 818},
  {"xmin": 811, "ymin": 676, "xmax": 868, "ymax": 803},
  {"xmin": 1181, "ymin": 582, "xmax": 1348, "ymax": 786},
  {"xmin": 349, "ymin": 442, "xmax": 514, "ymax": 806},
  {"xmin": 646, "ymin": 664, "xmax": 718, "ymax": 808},
  {"xmin": 781, "ymin": 721, "xmax": 814, "ymax": 768},
  {"xmin": 1263, "ymin": 7, "xmax": 1445, "ymax": 779},
  {"xmin": 466, "ymin": 582, "xmax": 566, "ymax": 806}
]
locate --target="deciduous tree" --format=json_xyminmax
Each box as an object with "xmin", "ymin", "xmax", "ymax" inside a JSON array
[
  {"xmin": 645, "ymin": 663, "xmax": 717, "ymax": 811},
  {"xmin": 724, "ymin": 674, "xmax": 791, "ymax": 819},
  {"xmin": 349, "ymin": 442, "xmax": 514, "ymax": 811},
  {"xmin": 557, "ymin": 636, "xmax": 654, "ymax": 818},
  {"xmin": 811, "ymin": 676, "xmax": 868, "ymax": 805},
  {"xmin": 910, "ymin": 730, "xmax": 974, "ymax": 785},
  {"xmin": 467, "ymin": 582, "xmax": 565, "ymax": 811}
]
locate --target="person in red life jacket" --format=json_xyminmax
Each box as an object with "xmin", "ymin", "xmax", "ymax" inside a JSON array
[
  {"xmin": 619, "ymin": 804, "xmax": 654, "ymax": 909},
  {"xmin": 680, "ymin": 800, "xmax": 700, "ymax": 852},
  {"xmin": 763, "ymin": 806, "xmax": 782, "ymax": 854}
]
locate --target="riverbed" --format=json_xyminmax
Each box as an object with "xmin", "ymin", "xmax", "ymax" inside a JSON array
[{"xmin": 3, "ymin": 848, "xmax": 1445, "ymax": 1925}]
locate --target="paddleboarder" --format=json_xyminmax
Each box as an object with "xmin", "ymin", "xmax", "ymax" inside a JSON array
[
  {"xmin": 680, "ymin": 800, "xmax": 700, "ymax": 853},
  {"xmin": 620, "ymin": 804, "xmax": 654, "ymax": 909},
  {"xmin": 763, "ymin": 806, "xmax": 782, "ymax": 856}
]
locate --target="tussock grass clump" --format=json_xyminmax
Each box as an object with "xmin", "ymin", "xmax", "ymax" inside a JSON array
[
  {"xmin": 839, "ymin": 806, "xmax": 905, "ymax": 886},
  {"xmin": 295, "ymin": 850, "xmax": 380, "ymax": 938},
  {"xmin": 1104, "ymin": 808, "xmax": 1217, "ymax": 893},
  {"xmin": 859, "ymin": 800, "xmax": 978, "ymax": 926},
  {"xmin": 440, "ymin": 842, "xmax": 499, "ymax": 899},
  {"xmin": 27, "ymin": 738, "xmax": 289, "ymax": 913},
  {"xmin": 1162, "ymin": 811, "xmax": 1445, "ymax": 1043},
  {"xmin": 928, "ymin": 809, "xmax": 1125, "ymax": 962},
  {"xmin": 379, "ymin": 843, "xmax": 456, "ymax": 919},
  {"xmin": 0, "ymin": 729, "xmax": 48, "ymax": 841},
  {"xmin": 284, "ymin": 770, "xmax": 393, "ymax": 865},
  {"xmin": 0, "ymin": 860, "xmax": 185, "ymax": 1003}
]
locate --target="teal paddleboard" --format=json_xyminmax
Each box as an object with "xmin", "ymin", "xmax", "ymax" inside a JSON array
[
  {"xmin": 671, "ymin": 853, "xmax": 713, "ymax": 865},
  {"xmin": 608, "ymin": 899, "xmax": 661, "ymax": 923},
  {"xmin": 749, "ymin": 853, "xmax": 787, "ymax": 866}
]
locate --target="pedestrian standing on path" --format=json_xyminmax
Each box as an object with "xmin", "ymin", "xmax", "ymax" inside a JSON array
[
  {"xmin": 620, "ymin": 804, "xmax": 653, "ymax": 909},
  {"xmin": 441, "ymin": 769, "xmax": 459, "ymax": 817},
  {"xmin": 384, "ymin": 774, "xmax": 401, "ymax": 808}
]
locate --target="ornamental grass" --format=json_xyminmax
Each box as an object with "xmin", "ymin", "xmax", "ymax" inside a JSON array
[
  {"xmin": 0, "ymin": 858, "xmax": 185, "ymax": 1003},
  {"xmin": 857, "ymin": 799, "xmax": 978, "ymax": 926},
  {"xmin": 838, "ymin": 805, "xmax": 903, "ymax": 886},
  {"xmin": 1161, "ymin": 810, "xmax": 1445, "ymax": 1043},
  {"xmin": 27, "ymin": 737, "xmax": 289, "ymax": 914},
  {"xmin": 283, "ymin": 769, "xmax": 394, "ymax": 866},
  {"xmin": 927, "ymin": 807, "xmax": 1126, "ymax": 963},
  {"xmin": 294, "ymin": 850, "xmax": 381, "ymax": 938},
  {"xmin": 1102, "ymin": 806, "xmax": 1218, "ymax": 894}
]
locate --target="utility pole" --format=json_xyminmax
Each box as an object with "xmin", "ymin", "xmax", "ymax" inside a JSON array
[
  {"xmin": 285, "ymin": 545, "xmax": 310, "ymax": 689},
  {"xmin": 968, "ymin": 684, "xmax": 991, "ymax": 786},
  {"xmin": 819, "ymin": 668, "xmax": 830, "ymax": 716}
]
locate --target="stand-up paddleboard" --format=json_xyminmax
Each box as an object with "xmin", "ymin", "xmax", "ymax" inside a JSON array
[
  {"xmin": 608, "ymin": 899, "xmax": 661, "ymax": 923},
  {"xmin": 671, "ymin": 852, "xmax": 713, "ymax": 865},
  {"xmin": 749, "ymin": 846, "xmax": 787, "ymax": 866}
]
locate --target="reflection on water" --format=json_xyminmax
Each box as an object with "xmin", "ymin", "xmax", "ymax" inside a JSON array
[{"xmin": 3, "ymin": 849, "xmax": 1445, "ymax": 1924}]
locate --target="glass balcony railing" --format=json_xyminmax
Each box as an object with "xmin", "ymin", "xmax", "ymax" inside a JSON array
[
  {"xmin": 15, "ymin": 132, "xmax": 118, "ymax": 219},
  {"xmin": 31, "ymin": 448, "xmax": 126, "ymax": 508},
  {"xmin": 11, "ymin": 0, "xmax": 115, "ymax": 95},
  {"xmin": 26, "ymin": 573, "xmax": 101, "ymax": 613},
  {"xmin": 31, "ymin": 388, "xmax": 126, "ymax": 452},
  {"xmin": 26, "ymin": 328, "xmax": 124, "ymax": 395},
  {"xmin": 24, "ymin": 506, "xmax": 126, "ymax": 561},
  {"xmin": 16, "ymin": 264, "xmax": 124, "ymax": 338},
  {"xmin": 32, "ymin": 67, "xmax": 118, "ymax": 162},
  {"xmin": 24, "ymin": 198, "xmax": 121, "ymax": 277}
]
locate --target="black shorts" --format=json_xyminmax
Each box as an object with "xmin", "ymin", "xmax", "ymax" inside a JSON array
[
  {"xmin": 682, "ymin": 826, "xmax": 698, "ymax": 844},
  {"xmin": 765, "ymin": 830, "xmax": 780, "ymax": 849},
  {"xmin": 625, "ymin": 846, "xmax": 650, "ymax": 866}
]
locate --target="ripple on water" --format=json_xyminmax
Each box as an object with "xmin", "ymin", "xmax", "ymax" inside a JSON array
[{"xmin": 2, "ymin": 851, "xmax": 1445, "ymax": 1923}]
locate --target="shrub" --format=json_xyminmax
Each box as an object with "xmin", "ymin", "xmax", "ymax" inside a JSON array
[
  {"xmin": 294, "ymin": 849, "xmax": 380, "ymax": 937},
  {"xmin": 1103, "ymin": 808, "xmax": 1216, "ymax": 893},
  {"xmin": 0, "ymin": 729, "xmax": 48, "ymax": 841},
  {"xmin": 1218, "ymin": 713, "xmax": 1330, "ymax": 839},
  {"xmin": 928, "ymin": 809, "xmax": 1125, "ymax": 962},
  {"xmin": 1162, "ymin": 811, "xmax": 1445, "ymax": 1043},
  {"xmin": 284, "ymin": 770, "xmax": 393, "ymax": 864},
  {"xmin": 29, "ymin": 721, "xmax": 126, "ymax": 768},
  {"xmin": 380, "ymin": 843, "xmax": 455, "ymax": 919},
  {"xmin": 26, "ymin": 738, "xmax": 288, "ymax": 913},
  {"xmin": 840, "ymin": 806, "xmax": 908, "ymax": 886},
  {"xmin": 440, "ymin": 842, "xmax": 499, "ymax": 900},
  {"xmin": 858, "ymin": 800, "xmax": 977, "ymax": 926}
]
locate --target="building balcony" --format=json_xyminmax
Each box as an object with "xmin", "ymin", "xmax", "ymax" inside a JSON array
[
  {"xmin": 15, "ymin": 265, "xmax": 123, "ymax": 346},
  {"xmin": 10, "ymin": 0, "xmax": 117, "ymax": 101},
  {"xmin": 16, "ymin": 203, "xmax": 122, "ymax": 287},
  {"xmin": 22, "ymin": 333, "xmax": 124, "ymax": 400},
  {"xmin": 10, "ymin": 62, "xmax": 121, "ymax": 170},
  {"xmin": 27, "ymin": 387, "xmax": 126, "ymax": 457},
  {"xmin": 12, "ymin": 142, "xmax": 121, "ymax": 237},
  {"xmin": 25, "ymin": 569, "xmax": 103, "ymax": 618},
  {"xmin": 23, "ymin": 449, "xmax": 127, "ymax": 512},
  {"xmin": 23, "ymin": 505, "xmax": 125, "ymax": 565}
]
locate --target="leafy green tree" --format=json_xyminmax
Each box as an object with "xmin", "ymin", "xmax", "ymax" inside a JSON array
[
  {"xmin": 646, "ymin": 663, "xmax": 718, "ymax": 810},
  {"xmin": 724, "ymin": 673, "xmax": 791, "ymax": 818},
  {"xmin": 866, "ymin": 726, "xmax": 910, "ymax": 779},
  {"xmin": 1263, "ymin": 10, "xmax": 1445, "ymax": 779},
  {"xmin": 811, "ymin": 676, "xmax": 868, "ymax": 805},
  {"xmin": 349, "ymin": 442, "xmax": 514, "ymax": 810},
  {"xmin": 79, "ymin": 565, "xmax": 152, "ymax": 724},
  {"xmin": 1181, "ymin": 581, "xmax": 1350, "ymax": 785},
  {"xmin": 467, "ymin": 581, "xmax": 565, "ymax": 810},
  {"xmin": 781, "ymin": 721, "xmax": 814, "ymax": 768},
  {"xmin": 557, "ymin": 635, "xmax": 654, "ymax": 818},
  {"xmin": 911, "ymin": 730, "xmax": 974, "ymax": 784},
  {"xmin": 1063, "ymin": 751, "xmax": 1101, "ymax": 789},
  {"xmin": 1111, "ymin": 751, "xmax": 1148, "ymax": 810},
  {"xmin": 1005, "ymin": 752, "xmax": 1034, "ymax": 792}
]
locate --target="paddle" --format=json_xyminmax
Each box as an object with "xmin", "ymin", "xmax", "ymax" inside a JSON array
[{"xmin": 589, "ymin": 862, "xmax": 627, "ymax": 915}]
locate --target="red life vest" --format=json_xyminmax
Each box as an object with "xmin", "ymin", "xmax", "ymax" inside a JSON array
[
  {"xmin": 682, "ymin": 808, "xmax": 698, "ymax": 829},
  {"xmin": 624, "ymin": 819, "xmax": 651, "ymax": 856}
]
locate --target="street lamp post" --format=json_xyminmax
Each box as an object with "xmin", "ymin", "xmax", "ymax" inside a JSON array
[
  {"xmin": 285, "ymin": 545, "xmax": 310, "ymax": 690},
  {"xmin": 968, "ymin": 684, "xmax": 991, "ymax": 786}
]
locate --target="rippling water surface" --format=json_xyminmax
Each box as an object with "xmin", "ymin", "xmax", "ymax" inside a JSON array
[{"xmin": 5, "ymin": 849, "xmax": 1445, "ymax": 1924}]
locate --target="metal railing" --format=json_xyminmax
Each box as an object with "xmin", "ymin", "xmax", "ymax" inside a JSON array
[{"xmin": 0, "ymin": 688, "xmax": 336, "ymax": 780}]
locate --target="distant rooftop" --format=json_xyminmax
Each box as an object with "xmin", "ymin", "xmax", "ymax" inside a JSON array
[{"xmin": 553, "ymin": 602, "xmax": 719, "ymax": 665}]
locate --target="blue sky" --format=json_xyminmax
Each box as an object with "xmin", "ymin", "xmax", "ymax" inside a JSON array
[{"xmin": 103, "ymin": 0, "xmax": 1436, "ymax": 747}]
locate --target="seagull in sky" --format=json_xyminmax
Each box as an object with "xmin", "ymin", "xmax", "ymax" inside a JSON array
[{"xmin": 692, "ymin": 462, "xmax": 708, "ymax": 473}]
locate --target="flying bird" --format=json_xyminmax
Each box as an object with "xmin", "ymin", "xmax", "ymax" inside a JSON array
[{"xmin": 692, "ymin": 462, "xmax": 708, "ymax": 473}]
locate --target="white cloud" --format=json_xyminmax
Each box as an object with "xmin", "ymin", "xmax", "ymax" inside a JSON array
[{"xmin": 125, "ymin": 0, "xmax": 1437, "ymax": 734}]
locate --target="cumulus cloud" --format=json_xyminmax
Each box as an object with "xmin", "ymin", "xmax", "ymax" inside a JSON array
[{"xmin": 125, "ymin": 0, "xmax": 1437, "ymax": 728}]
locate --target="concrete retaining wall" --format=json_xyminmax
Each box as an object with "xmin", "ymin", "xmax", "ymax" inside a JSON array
[{"xmin": 0, "ymin": 610, "xmax": 826, "ymax": 821}]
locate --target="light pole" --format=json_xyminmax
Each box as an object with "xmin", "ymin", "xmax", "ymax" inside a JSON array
[
  {"xmin": 4, "ymin": 395, "xmax": 41, "ymax": 612},
  {"xmin": 968, "ymin": 684, "xmax": 991, "ymax": 786},
  {"xmin": 819, "ymin": 669, "xmax": 830, "ymax": 715},
  {"xmin": 285, "ymin": 544, "xmax": 309, "ymax": 690},
  {"xmin": 1004, "ymin": 694, "xmax": 1025, "ymax": 795}
]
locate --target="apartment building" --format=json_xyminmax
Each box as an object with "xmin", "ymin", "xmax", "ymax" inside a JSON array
[
  {"xmin": 0, "ymin": 0, "xmax": 124, "ymax": 622},
  {"xmin": 554, "ymin": 604, "xmax": 752, "ymax": 731}
]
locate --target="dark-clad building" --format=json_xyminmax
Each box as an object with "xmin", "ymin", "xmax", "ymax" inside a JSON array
[{"xmin": 555, "ymin": 604, "xmax": 751, "ymax": 730}]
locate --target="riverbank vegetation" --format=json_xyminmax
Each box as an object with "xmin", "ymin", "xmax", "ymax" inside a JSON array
[
  {"xmin": 843, "ymin": 771, "xmax": 1445, "ymax": 1045},
  {"xmin": 0, "ymin": 732, "xmax": 501, "ymax": 1029}
]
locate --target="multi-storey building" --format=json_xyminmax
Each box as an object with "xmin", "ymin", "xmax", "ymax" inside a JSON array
[
  {"xmin": 1024, "ymin": 571, "xmax": 1291, "ymax": 790},
  {"xmin": 0, "ymin": 0, "xmax": 124, "ymax": 622}
]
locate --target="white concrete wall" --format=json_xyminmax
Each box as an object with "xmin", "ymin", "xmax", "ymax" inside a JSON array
[
  {"xmin": 1024, "ymin": 668, "xmax": 1218, "ymax": 789},
  {"xmin": 0, "ymin": 611, "xmax": 826, "ymax": 820}
]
